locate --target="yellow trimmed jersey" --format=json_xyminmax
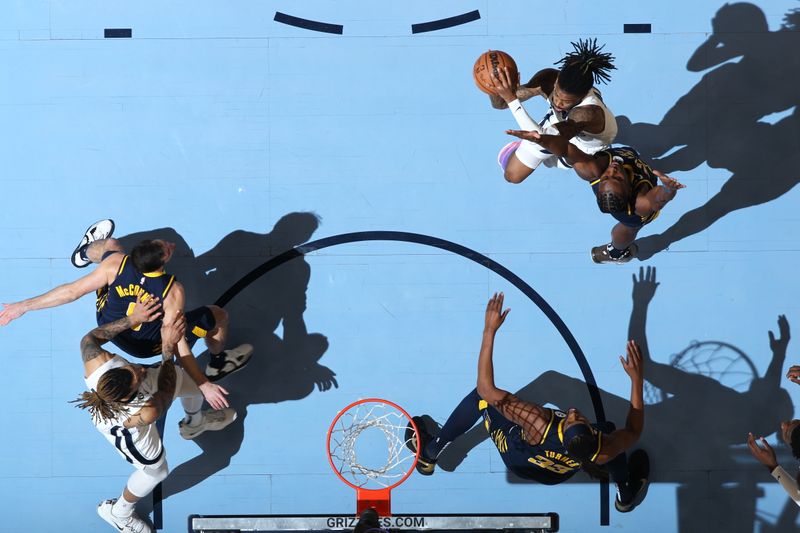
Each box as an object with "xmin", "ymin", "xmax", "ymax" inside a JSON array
[
  {"xmin": 96, "ymin": 254, "xmax": 176, "ymax": 343},
  {"xmin": 479, "ymin": 401, "xmax": 602, "ymax": 485}
]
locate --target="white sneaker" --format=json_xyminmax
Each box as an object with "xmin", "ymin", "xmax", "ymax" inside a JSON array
[
  {"xmin": 204, "ymin": 344, "xmax": 254, "ymax": 382},
  {"xmin": 179, "ymin": 408, "xmax": 237, "ymax": 439},
  {"xmin": 97, "ymin": 499, "xmax": 151, "ymax": 533},
  {"xmin": 72, "ymin": 219, "xmax": 115, "ymax": 268}
]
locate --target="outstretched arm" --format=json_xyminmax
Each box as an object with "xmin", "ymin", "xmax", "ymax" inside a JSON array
[
  {"xmin": 747, "ymin": 433, "xmax": 800, "ymax": 507},
  {"xmin": 476, "ymin": 293, "xmax": 550, "ymax": 443},
  {"xmin": 636, "ymin": 170, "xmax": 686, "ymax": 216},
  {"xmin": 0, "ymin": 264, "xmax": 113, "ymax": 326},
  {"xmin": 596, "ymin": 341, "xmax": 644, "ymax": 464}
]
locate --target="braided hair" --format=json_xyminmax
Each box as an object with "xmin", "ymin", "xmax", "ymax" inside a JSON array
[
  {"xmin": 566, "ymin": 433, "xmax": 609, "ymax": 480},
  {"xmin": 597, "ymin": 189, "xmax": 627, "ymax": 214},
  {"xmin": 554, "ymin": 38, "xmax": 616, "ymax": 96},
  {"xmin": 71, "ymin": 367, "xmax": 135, "ymax": 424}
]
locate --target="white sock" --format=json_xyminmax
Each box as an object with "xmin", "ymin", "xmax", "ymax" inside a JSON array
[{"xmin": 112, "ymin": 495, "xmax": 136, "ymax": 518}]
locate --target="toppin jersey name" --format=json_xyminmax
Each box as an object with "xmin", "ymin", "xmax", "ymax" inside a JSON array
[{"xmin": 96, "ymin": 255, "xmax": 175, "ymax": 342}]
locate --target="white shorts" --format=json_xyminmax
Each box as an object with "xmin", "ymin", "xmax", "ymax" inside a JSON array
[{"xmin": 100, "ymin": 365, "xmax": 198, "ymax": 470}]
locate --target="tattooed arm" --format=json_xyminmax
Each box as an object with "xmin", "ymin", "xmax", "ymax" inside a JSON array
[
  {"xmin": 476, "ymin": 293, "xmax": 550, "ymax": 444},
  {"xmin": 81, "ymin": 295, "xmax": 162, "ymax": 374}
]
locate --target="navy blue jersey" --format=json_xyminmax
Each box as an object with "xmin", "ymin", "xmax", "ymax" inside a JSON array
[
  {"xmin": 96, "ymin": 254, "xmax": 176, "ymax": 346},
  {"xmin": 479, "ymin": 400, "xmax": 602, "ymax": 485},
  {"xmin": 590, "ymin": 146, "xmax": 660, "ymax": 228}
]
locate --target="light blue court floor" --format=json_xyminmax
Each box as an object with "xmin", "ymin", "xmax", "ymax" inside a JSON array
[{"xmin": 1, "ymin": 1, "xmax": 799, "ymax": 532}]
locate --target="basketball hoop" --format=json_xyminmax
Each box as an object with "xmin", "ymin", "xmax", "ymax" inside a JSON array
[{"xmin": 326, "ymin": 398, "xmax": 420, "ymax": 516}]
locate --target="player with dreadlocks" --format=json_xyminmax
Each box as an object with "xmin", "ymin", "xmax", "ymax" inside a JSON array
[
  {"xmin": 408, "ymin": 293, "xmax": 650, "ymax": 513},
  {"xmin": 74, "ymin": 294, "xmax": 237, "ymax": 533},
  {"xmin": 492, "ymin": 38, "xmax": 619, "ymax": 184}
]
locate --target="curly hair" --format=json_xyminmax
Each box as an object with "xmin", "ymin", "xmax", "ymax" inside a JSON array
[
  {"xmin": 554, "ymin": 38, "xmax": 616, "ymax": 96},
  {"xmin": 71, "ymin": 367, "xmax": 135, "ymax": 423}
]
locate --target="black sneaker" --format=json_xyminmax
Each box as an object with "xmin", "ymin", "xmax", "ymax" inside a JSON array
[
  {"xmin": 615, "ymin": 449, "xmax": 650, "ymax": 513},
  {"xmin": 72, "ymin": 219, "xmax": 115, "ymax": 268},
  {"xmin": 591, "ymin": 242, "xmax": 638, "ymax": 264},
  {"xmin": 204, "ymin": 344, "xmax": 254, "ymax": 382},
  {"xmin": 405, "ymin": 416, "xmax": 437, "ymax": 476}
]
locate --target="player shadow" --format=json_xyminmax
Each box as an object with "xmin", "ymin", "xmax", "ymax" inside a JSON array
[
  {"xmin": 614, "ymin": 3, "xmax": 800, "ymax": 260},
  {"xmin": 116, "ymin": 212, "xmax": 337, "ymax": 503},
  {"xmin": 422, "ymin": 268, "xmax": 795, "ymax": 532}
]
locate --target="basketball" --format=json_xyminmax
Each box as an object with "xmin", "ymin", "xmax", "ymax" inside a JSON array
[{"xmin": 473, "ymin": 50, "xmax": 518, "ymax": 95}]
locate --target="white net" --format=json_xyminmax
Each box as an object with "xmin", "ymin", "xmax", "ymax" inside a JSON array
[{"xmin": 328, "ymin": 400, "xmax": 418, "ymax": 490}]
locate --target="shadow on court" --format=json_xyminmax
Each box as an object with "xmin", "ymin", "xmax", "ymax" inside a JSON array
[
  {"xmin": 419, "ymin": 268, "xmax": 796, "ymax": 532},
  {"xmin": 615, "ymin": 3, "xmax": 800, "ymax": 259},
  {"xmin": 117, "ymin": 212, "xmax": 336, "ymax": 503}
]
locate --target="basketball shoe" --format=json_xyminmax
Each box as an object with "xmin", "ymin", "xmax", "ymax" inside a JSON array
[
  {"xmin": 97, "ymin": 499, "xmax": 151, "ymax": 533},
  {"xmin": 179, "ymin": 408, "xmax": 237, "ymax": 440},
  {"xmin": 72, "ymin": 219, "xmax": 115, "ymax": 268},
  {"xmin": 591, "ymin": 242, "xmax": 638, "ymax": 264},
  {"xmin": 405, "ymin": 416, "xmax": 438, "ymax": 475},
  {"xmin": 204, "ymin": 344, "xmax": 254, "ymax": 382}
]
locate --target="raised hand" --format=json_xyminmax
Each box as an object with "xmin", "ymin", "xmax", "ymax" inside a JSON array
[
  {"xmin": 632, "ymin": 266, "xmax": 659, "ymax": 304},
  {"xmin": 746, "ymin": 432, "xmax": 778, "ymax": 470},
  {"xmin": 489, "ymin": 66, "xmax": 519, "ymax": 104},
  {"xmin": 485, "ymin": 292, "xmax": 510, "ymax": 333},
  {"xmin": 620, "ymin": 340, "xmax": 644, "ymax": 383},
  {"xmin": 770, "ymin": 315, "xmax": 790, "ymax": 354}
]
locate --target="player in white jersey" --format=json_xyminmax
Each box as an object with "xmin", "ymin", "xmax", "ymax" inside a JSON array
[
  {"xmin": 492, "ymin": 39, "xmax": 618, "ymax": 184},
  {"xmin": 73, "ymin": 295, "xmax": 237, "ymax": 533}
]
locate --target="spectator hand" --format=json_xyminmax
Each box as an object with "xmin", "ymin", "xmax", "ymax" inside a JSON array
[
  {"xmin": 786, "ymin": 364, "xmax": 800, "ymax": 385},
  {"xmin": 484, "ymin": 292, "xmax": 510, "ymax": 333},
  {"xmin": 747, "ymin": 432, "xmax": 778, "ymax": 471},
  {"xmin": 199, "ymin": 382, "xmax": 230, "ymax": 410}
]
